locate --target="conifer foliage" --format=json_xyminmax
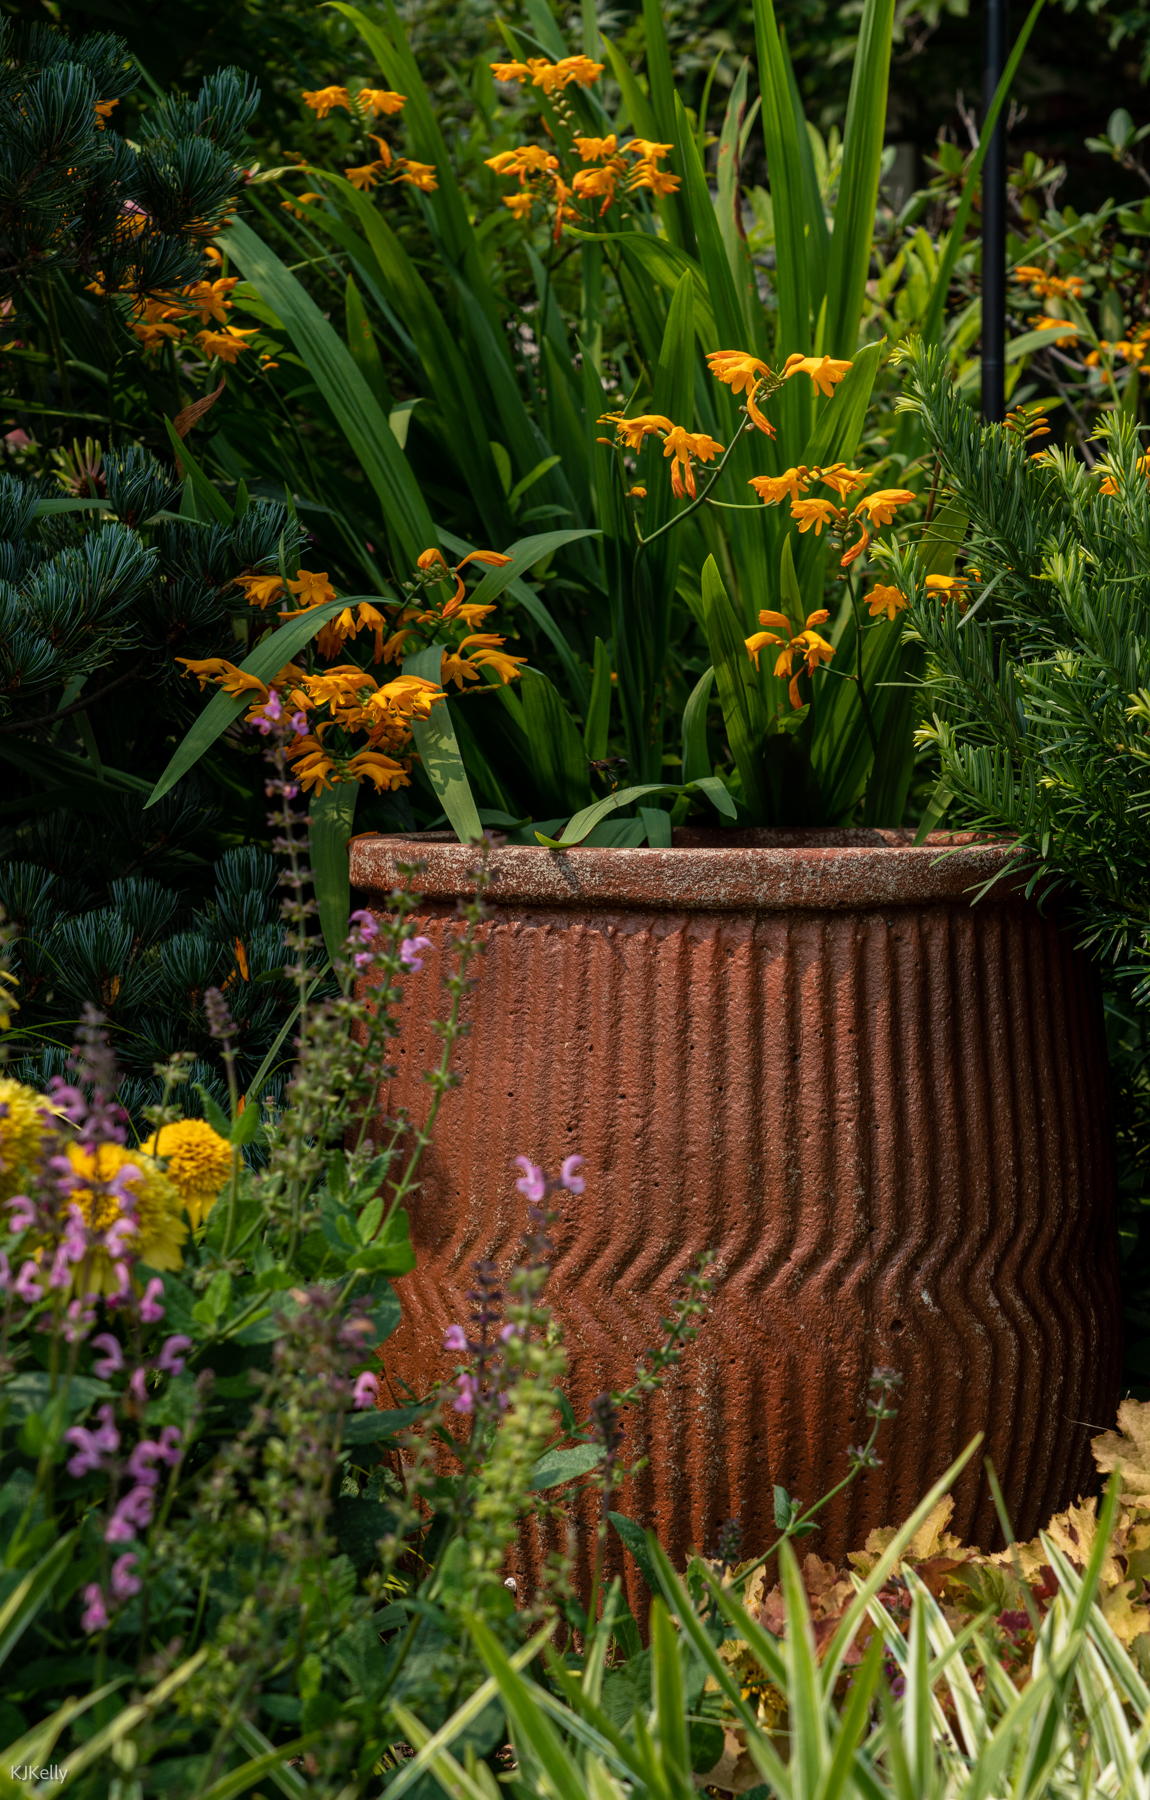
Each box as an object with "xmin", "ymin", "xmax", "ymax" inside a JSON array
[{"xmin": 0, "ymin": 22, "xmax": 256, "ymax": 312}]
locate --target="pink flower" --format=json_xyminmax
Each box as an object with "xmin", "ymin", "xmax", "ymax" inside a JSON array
[
  {"xmin": 6, "ymin": 1194, "xmax": 36, "ymax": 1232},
  {"xmin": 128, "ymin": 1367, "xmax": 147, "ymax": 1404},
  {"xmin": 289, "ymin": 710, "xmax": 309, "ymax": 737},
  {"xmin": 351, "ymin": 1371, "xmax": 379, "ymax": 1410},
  {"xmin": 254, "ymin": 690, "xmax": 283, "ymax": 735},
  {"xmin": 498, "ymin": 1322, "xmax": 519, "ymax": 1343},
  {"xmin": 349, "ymin": 909, "xmax": 378, "ymax": 940},
  {"xmin": 452, "ymin": 1372, "xmax": 479, "ymax": 1414},
  {"xmin": 514, "ymin": 1157, "xmax": 545, "ymax": 1202},
  {"xmin": 400, "ymin": 935, "xmax": 433, "ymax": 972},
  {"xmin": 127, "ymin": 1441, "xmax": 164, "ymax": 1486},
  {"xmin": 156, "ymin": 1425, "xmax": 183, "ymax": 1465},
  {"xmin": 93, "ymin": 1405, "xmax": 120, "ymax": 1454},
  {"xmin": 443, "ymin": 1323, "xmax": 468, "ymax": 1353},
  {"xmin": 65, "ymin": 1426, "xmax": 107, "ymax": 1478},
  {"xmin": 103, "ymin": 1215, "xmax": 137, "ymax": 1261},
  {"xmin": 90, "ymin": 1334, "xmax": 124, "ymax": 1378},
  {"xmin": 109, "ymin": 1553, "xmax": 141, "ymax": 1602},
  {"xmin": 63, "ymin": 1296, "xmax": 96, "ymax": 1343},
  {"xmin": 560, "ymin": 1155, "xmax": 585, "ymax": 1194},
  {"xmin": 105, "ymin": 1484, "xmax": 154, "ymax": 1542},
  {"xmin": 61, "ymin": 1208, "xmax": 89, "ymax": 1262},
  {"xmin": 139, "ymin": 1278, "xmax": 166, "ymax": 1324},
  {"xmin": 14, "ymin": 1260, "xmax": 43, "ymax": 1303},
  {"xmin": 156, "ymin": 1334, "xmax": 193, "ymax": 1376},
  {"xmin": 81, "ymin": 1584, "xmax": 109, "ymax": 1632},
  {"xmin": 105, "ymin": 1261, "xmax": 133, "ymax": 1306}
]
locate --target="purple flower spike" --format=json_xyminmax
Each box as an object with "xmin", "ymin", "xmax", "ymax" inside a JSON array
[
  {"xmin": 560, "ymin": 1155, "xmax": 585, "ymax": 1194},
  {"xmin": 81, "ymin": 1584, "xmax": 109, "ymax": 1632},
  {"xmin": 139, "ymin": 1277, "xmax": 166, "ymax": 1323},
  {"xmin": 514, "ymin": 1157, "xmax": 545, "ymax": 1203},
  {"xmin": 110, "ymin": 1553, "xmax": 141, "ymax": 1602},
  {"xmin": 156, "ymin": 1334, "xmax": 193, "ymax": 1376},
  {"xmin": 443, "ymin": 1323, "xmax": 468, "ymax": 1353},
  {"xmin": 400, "ymin": 935, "xmax": 433, "ymax": 972},
  {"xmin": 351, "ymin": 1371, "xmax": 379, "ymax": 1409},
  {"xmin": 90, "ymin": 1333, "xmax": 124, "ymax": 1378}
]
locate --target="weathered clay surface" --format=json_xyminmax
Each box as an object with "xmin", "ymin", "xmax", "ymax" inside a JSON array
[{"xmin": 351, "ymin": 830, "xmax": 1120, "ymax": 1598}]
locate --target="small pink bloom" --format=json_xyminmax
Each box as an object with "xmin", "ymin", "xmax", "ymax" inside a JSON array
[
  {"xmin": 514, "ymin": 1157, "xmax": 545, "ymax": 1202},
  {"xmin": 127, "ymin": 1441, "xmax": 163, "ymax": 1486},
  {"xmin": 64, "ymin": 1426, "xmax": 106, "ymax": 1478},
  {"xmin": 443, "ymin": 1323, "xmax": 468, "ymax": 1353},
  {"xmin": 62, "ymin": 1207, "xmax": 89, "ymax": 1262},
  {"xmin": 93, "ymin": 1405, "xmax": 120, "ymax": 1454},
  {"xmin": 106, "ymin": 1262, "xmax": 133, "ymax": 1306},
  {"xmin": 400, "ymin": 935, "xmax": 433, "ymax": 972},
  {"xmin": 156, "ymin": 1334, "xmax": 192, "ymax": 1376},
  {"xmin": 452, "ymin": 1372, "xmax": 478, "ymax": 1414},
  {"xmin": 6, "ymin": 1194, "xmax": 36, "ymax": 1232},
  {"xmin": 104, "ymin": 1484, "xmax": 154, "ymax": 1542},
  {"xmin": 129, "ymin": 1367, "xmax": 147, "ymax": 1404},
  {"xmin": 560, "ymin": 1155, "xmax": 585, "ymax": 1194},
  {"xmin": 81, "ymin": 1584, "xmax": 109, "ymax": 1632},
  {"xmin": 103, "ymin": 1215, "xmax": 137, "ymax": 1261},
  {"xmin": 90, "ymin": 1333, "xmax": 124, "ymax": 1378},
  {"xmin": 289, "ymin": 710, "xmax": 309, "ymax": 736},
  {"xmin": 14, "ymin": 1260, "xmax": 43, "ymax": 1303},
  {"xmin": 349, "ymin": 908, "xmax": 378, "ymax": 939},
  {"xmin": 498, "ymin": 1322, "xmax": 518, "ymax": 1343},
  {"xmin": 139, "ymin": 1277, "xmax": 166, "ymax": 1323},
  {"xmin": 351, "ymin": 1371, "xmax": 379, "ymax": 1410},
  {"xmin": 156, "ymin": 1425, "xmax": 183, "ymax": 1464},
  {"xmin": 109, "ymin": 1553, "xmax": 141, "ymax": 1602}
]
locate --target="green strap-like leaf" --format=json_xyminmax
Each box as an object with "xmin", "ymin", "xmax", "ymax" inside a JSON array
[
  {"xmin": 681, "ymin": 666, "xmax": 716, "ymax": 785},
  {"xmin": 403, "ymin": 642, "xmax": 483, "ymax": 843},
  {"xmin": 584, "ymin": 637, "xmax": 612, "ymax": 760},
  {"xmin": 222, "ymin": 217, "xmax": 437, "ymax": 569},
  {"xmin": 822, "ymin": 0, "xmax": 895, "ymax": 358},
  {"xmin": 535, "ymin": 776, "xmax": 734, "ymax": 847},
  {"xmin": 145, "ymin": 597, "xmax": 349, "ymax": 807},
  {"xmin": 162, "ymin": 417, "xmax": 234, "ymax": 525},
  {"xmin": 0, "ymin": 1530, "xmax": 78, "ymax": 1671},
  {"xmin": 311, "ymin": 780, "xmax": 359, "ymax": 976}
]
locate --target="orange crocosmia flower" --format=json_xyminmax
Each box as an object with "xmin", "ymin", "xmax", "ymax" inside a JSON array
[
  {"xmin": 663, "ymin": 425, "xmax": 723, "ymax": 500},
  {"xmin": 790, "ymin": 497, "xmax": 838, "ymax": 535},
  {"xmin": 359, "ymin": 87, "xmax": 406, "ymax": 114},
  {"xmin": 177, "ymin": 658, "xmax": 269, "ymax": 700},
  {"xmin": 345, "ymin": 751, "xmax": 409, "ymax": 792},
  {"xmin": 854, "ymin": 487, "xmax": 915, "ymax": 527},
  {"xmin": 750, "ymin": 467, "xmax": 811, "ymax": 506},
  {"xmin": 132, "ymin": 320, "xmax": 184, "ymax": 351},
  {"xmin": 599, "ymin": 411, "xmax": 673, "ymax": 451},
  {"xmin": 573, "ymin": 166, "xmax": 621, "ymax": 212},
  {"xmin": 629, "ymin": 162, "xmax": 681, "ymax": 197},
  {"xmin": 576, "ymin": 134, "xmax": 618, "ymax": 162},
  {"xmin": 345, "ymin": 163, "xmax": 382, "ymax": 190},
  {"xmin": 490, "ymin": 61, "xmax": 532, "ymax": 82},
  {"xmin": 302, "ymin": 86, "xmax": 352, "ymax": 117},
  {"xmin": 182, "ymin": 277, "xmax": 239, "ymax": 325},
  {"xmin": 744, "ymin": 628, "xmax": 786, "ymax": 671},
  {"xmin": 782, "ymin": 352, "xmax": 852, "ymax": 396},
  {"xmin": 233, "ymin": 572, "xmax": 286, "ymax": 609},
  {"xmin": 366, "ymin": 134, "xmax": 393, "ymax": 169},
  {"xmin": 626, "ymin": 138, "xmax": 673, "ymax": 161},
  {"xmin": 286, "ymin": 569, "xmax": 338, "ymax": 608},
  {"xmin": 706, "ymin": 349, "xmax": 776, "ymax": 435},
  {"xmin": 94, "ymin": 98, "xmax": 119, "ymax": 126},
  {"xmin": 194, "ymin": 327, "xmax": 258, "ymax": 363},
  {"xmin": 503, "ymin": 192, "xmax": 534, "ymax": 220},
  {"xmin": 441, "ymin": 636, "xmax": 527, "ymax": 689},
  {"xmin": 816, "ymin": 461, "xmax": 869, "ymax": 500},
  {"xmin": 397, "ymin": 160, "xmax": 438, "ymax": 191},
  {"xmin": 486, "ymin": 145, "xmax": 558, "ymax": 182},
  {"xmin": 866, "ymin": 584, "xmax": 908, "ymax": 622},
  {"xmin": 456, "ymin": 549, "xmax": 513, "ymax": 572}
]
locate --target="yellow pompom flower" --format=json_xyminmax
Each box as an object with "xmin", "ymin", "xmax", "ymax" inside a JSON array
[
  {"xmin": 143, "ymin": 1119, "xmax": 234, "ymax": 1230},
  {"xmin": 0, "ymin": 1078, "xmax": 54, "ymax": 1202},
  {"xmin": 67, "ymin": 1143, "xmax": 186, "ymax": 1292}
]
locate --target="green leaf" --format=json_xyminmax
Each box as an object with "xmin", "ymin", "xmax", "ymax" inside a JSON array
[
  {"xmin": 344, "ymin": 1206, "xmax": 416, "ymax": 1277},
  {"xmin": 751, "ymin": 0, "xmax": 812, "ymax": 360},
  {"xmin": 912, "ymin": 781, "xmax": 954, "ymax": 845},
  {"xmin": 529, "ymin": 1443, "xmax": 606, "ymax": 1491},
  {"xmin": 822, "ymin": 0, "xmax": 895, "ymax": 358},
  {"xmin": 584, "ymin": 637, "xmax": 612, "ymax": 760},
  {"xmin": 638, "ymin": 806, "xmax": 672, "ymax": 847},
  {"xmin": 701, "ymin": 555, "xmax": 769, "ymax": 822},
  {"xmin": 342, "ymin": 1403, "xmax": 428, "ymax": 1446},
  {"xmin": 311, "ymin": 780, "xmax": 359, "ymax": 977},
  {"xmin": 162, "ymin": 418, "xmax": 234, "ymax": 526},
  {"xmin": 519, "ymin": 668, "xmax": 593, "ymax": 817},
  {"xmin": 145, "ymin": 597, "xmax": 350, "ymax": 807},
  {"xmin": 232, "ymin": 1723, "xmax": 308, "ymax": 1800},
  {"xmin": 0, "ymin": 1532, "xmax": 78, "ymax": 1672},
  {"xmin": 195, "ymin": 1738, "xmax": 313, "ymax": 1800},
  {"xmin": 229, "ymin": 1102, "xmax": 261, "ymax": 1148},
  {"xmin": 534, "ymin": 781, "xmax": 692, "ymax": 847},
  {"xmin": 465, "ymin": 528, "xmax": 600, "ymax": 606},
  {"xmin": 402, "ymin": 642, "xmax": 484, "ymax": 843},
  {"xmin": 799, "ymin": 338, "xmax": 884, "ymax": 468},
  {"xmin": 223, "ymin": 217, "xmax": 437, "ymax": 568},
  {"xmin": 608, "ymin": 1512, "xmax": 660, "ymax": 1596},
  {"xmin": 344, "ymin": 272, "xmax": 389, "ymax": 412}
]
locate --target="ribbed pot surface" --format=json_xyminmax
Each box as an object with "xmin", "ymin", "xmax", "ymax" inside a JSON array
[{"xmin": 350, "ymin": 828, "xmax": 1120, "ymax": 1595}]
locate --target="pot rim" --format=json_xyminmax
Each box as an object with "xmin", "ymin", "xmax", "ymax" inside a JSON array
[{"xmin": 349, "ymin": 828, "xmax": 1032, "ymax": 914}]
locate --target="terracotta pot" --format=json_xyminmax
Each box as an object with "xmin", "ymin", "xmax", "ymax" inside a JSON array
[{"xmin": 350, "ymin": 827, "xmax": 1120, "ymax": 1595}]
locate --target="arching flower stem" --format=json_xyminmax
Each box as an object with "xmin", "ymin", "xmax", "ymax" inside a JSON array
[{"xmin": 632, "ymin": 407, "xmax": 759, "ymax": 552}]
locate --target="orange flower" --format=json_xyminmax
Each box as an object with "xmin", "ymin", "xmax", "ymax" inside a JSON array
[
  {"xmin": 345, "ymin": 750, "xmax": 409, "ymax": 791},
  {"xmin": 358, "ymin": 87, "xmax": 406, "ymax": 114},
  {"xmin": 782, "ymin": 353, "xmax": 852, "ymax": 397},
  {"xmin": 490, "ymin": 60, "xmax": 532, "ymax": 82},
  {"xmin": 194, "ymin": 326, "xmax": 258, "ymax": 364},
  {"xmin": 233, "ymin": 572, "xmax": 286, "ymax": 609},
  {"xmin": 181, "ymin": 277, "xmax": 238, "ymax": 324},
  {"xmin": 625, "ymin": 138, "xmax": 673, "ymax": 161},
  {"xmin": 853, "ymin": 487, "xmax": 915, "ymax": 527},
  {"xmin": 94, "ymin": 98, "xmax": 119, "ymax": 127},
  {"xmin": 816, "ymin": 462, "xmax": 869, "ymax": 500},
  {"xmin": 706, "ymin": 349, "xmax": 776, "ymax": 435},
  {"xmin": 368, "ymin": 135, "xmax": 393, "ymax": 169},
  {"xmin": 302, "ymin": 86, "xmax": 351, "ymax": 118},
  {"xmin": 598, "ymin": 411, "xmax": 673, "ymax": 451},
  {"xmin": 503, "ymin": 192, "xmax": 534, "ymax": 220},
  {"xmin": 866, "ymin": 584, "xmax": 907, "ymax": 622},
  {"xmin": 749, "ymin": 467, "xmax": 811, "ymax": 506},
  {"xmin": 628, "ymin": 161, "xmax": 681, "ymax": 197},
  {"xmin": 575, "ymin": 134, "xmax": 618, "ymax": 162},
  {"xmin": 285, "ymin": 569, "xmax": 338, "ymax": 609},
  {"xmin": 572, "ymin": 164, "xmax": 623, "ymax": 213},
  {"xmin": 745, "ymin": 607, "xmax": 834, "ymax": 707},
  {"xmin": 396, "ymin": 161, "xmax": 438, "ymax": 192},
  {"xmin": 790, "ymin": 497, "xmax": 838, "ymax": 535},
  {"xmin": 345, "ymin": 162, "xmax": 383, "ymax": 190},
  {"xmin": 486, "ymin": 145, "xmax": 558, "ymax": 182},
  {"xmin": 177, "ymin": 657, "xmax": 268, "ymax": 699},
  {"xmin": 662, "ymin": 425, "xmax": 723, "ymax": 499},
  {"xmin": 440, "ymin": 635, "xmax": 526, "ymax": 688}
]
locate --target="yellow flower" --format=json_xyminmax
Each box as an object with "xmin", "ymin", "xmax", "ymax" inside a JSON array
[
  {"xmin": 750, "ymin": 466, "xmax": 811, "ymax": 506},
  {"xmin": 486, "ymin": 145, "xmax": 558, "ymax": 180},
  {"xmin": 302, "ymin": 85, "xmax": 351, "ymax": 117},
  {"xmin": 790, "ymin": 497, "xmax": 838, "ymax": 535},
  {"xmin": 575, "ymin": 134, "xmax": 618, "ymax": 162},
  {"xmin": 181, "ymin": 276, "xmax": 238, "ymax": 325},
  {"xmin": 503, "ymin": 192, "xmax": 534, "ymax": 220},
  {"xmin": 233, "ymin": 572, "xmax": 286, "ymax": 609},
  {"xmin": 816, "ymin": 462, "xmax": 869, "ymax": 500},
  {"xmin": 345, "ymin": 750, "xmax": 409, "ymax": 792},
  {"xmin": 572, "ymin": 165, "xmax": 622, "ymax": 212},
  {"xmin": 626, "ymin": 486, "xmax": 646, "ymax": 499},
  {"xmin": 625, "ymin": 138, "xmax": 673, "ymax": 161},
  {"xmin": 94, "ymin": 98, "xmax": 119, "ymax": 127},
  {"xmin": 866, "ymin": 583, "xmax": 907, "ymax": 622},
  {"xmin": 782, "ymin": 352, "xmax": 852, "ymax": 396},
  {"xmin": 177, "ymin": 657, "xmax": 269, "ymax": 699},
  {"xmin": 66, "ymin": 1142, "xmax": 186, "ymax": 1292},
  {"xmin": 358, "ymin": 87, "xmax": 406, "ymax": 114},
  {"xmin": 368, "ymin": 134, "xmax": 393, "ymax": 169},
  {"xmin": 490, "ymin": 60, "xmax": 532, "ymax": 82},
  {"xmin": 143, "ymin": 1119, "xmax": 233, "ymax": 1231},
  {"xmin": 662, "ymin": 425, "xmax": 723, "ymax": 499},
  {"xmin": 745, "ymin": 607, "xmax": 834, "ymax": 707},
  {"xmin": 598, "ymin": 411, "xmax": 673, "ymax": 451},
  {"xmin": 131, "ymin": 319, "xmax": 183, "ymax": 352},
  {"xmin": 0, "ymin": 1079, "xmax": 53, "ymax": 1203},
  {"xmin": 440, "ymin": 636, "xmax": 526, "ymax": 689}
]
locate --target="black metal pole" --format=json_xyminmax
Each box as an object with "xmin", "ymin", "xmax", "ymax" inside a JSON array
[{"xmin": 982, "ymin": 0, "xmax": 1008, "ymax": 422}]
